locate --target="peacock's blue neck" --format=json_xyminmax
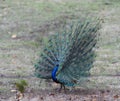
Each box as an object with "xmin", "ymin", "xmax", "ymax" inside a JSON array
[{"xmin": 51, "ymin": 65, "xmax": 59, "ymax": 83}]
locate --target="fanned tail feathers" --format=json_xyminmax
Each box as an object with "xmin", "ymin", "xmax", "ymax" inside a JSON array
[{"xmin": 34, "ymin": 17, "xmax": 101, "ymax": 86}]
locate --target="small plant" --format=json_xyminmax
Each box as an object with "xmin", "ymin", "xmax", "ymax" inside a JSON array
[
  {"xmin": 12, "ymin": 79, "xmax": 28, "ymax": 101},
  {"xmin": 15, "ymin": 79, "xmax": 28, "ymax": 93}
]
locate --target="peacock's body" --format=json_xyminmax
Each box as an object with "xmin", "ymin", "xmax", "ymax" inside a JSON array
[{"xmin": 34, "ymin": 18, "xmax": 101, "ymax": 89}]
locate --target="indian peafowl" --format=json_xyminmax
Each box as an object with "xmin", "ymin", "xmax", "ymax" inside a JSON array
[{"xmin": 34, "ymin": 17, "xmax": 101, "ymax": 90}]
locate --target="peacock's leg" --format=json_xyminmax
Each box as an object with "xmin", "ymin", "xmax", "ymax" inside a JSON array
[
  {"xmin": 58, "ymin": 84, "xmax": 62, "ymax": 92},
  {"xmin": 58, "ymin": 84, "xmax": 66, "ymax": 92},
  {"xmin": 63, "ymin": 85, "xmax": 66, "ymax": 91}
]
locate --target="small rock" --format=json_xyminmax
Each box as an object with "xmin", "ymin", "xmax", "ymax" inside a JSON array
[{"xmin": 11, "ymin": 34, "xmax": 17, "ymax": 39}]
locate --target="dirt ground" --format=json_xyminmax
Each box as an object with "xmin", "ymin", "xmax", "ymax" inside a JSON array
[
  {"xmin": 0, "ymin": 0, "xmax": 120, "ymax": 101},
  {"xmin": 2, "ymin": 89, "xmax": 120, "ymax": 101}
]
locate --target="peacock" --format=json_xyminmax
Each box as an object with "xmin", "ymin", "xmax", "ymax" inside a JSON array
[{"xmin": 34, "ymin": 17, "xmax": 101, "ymax": 90}]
